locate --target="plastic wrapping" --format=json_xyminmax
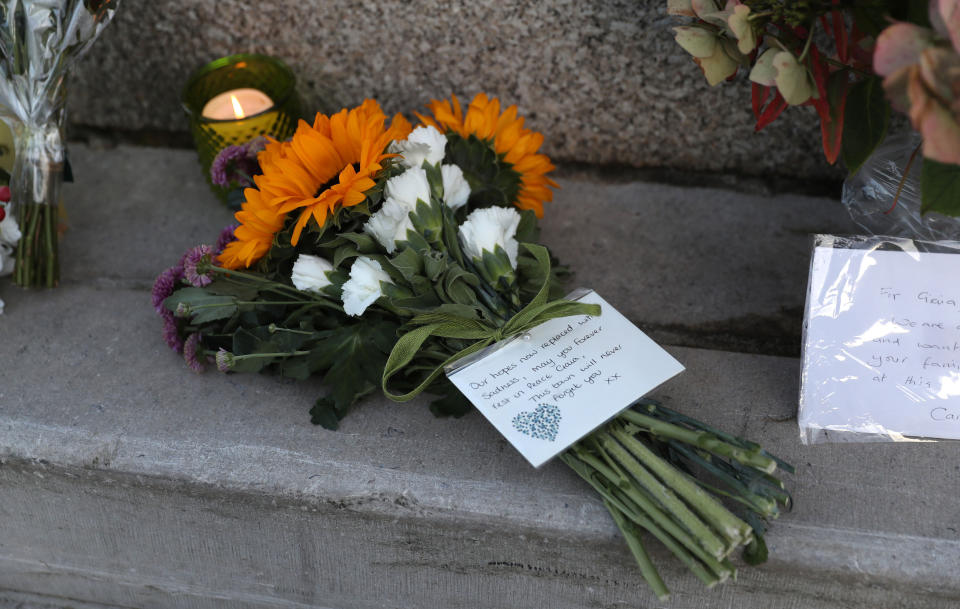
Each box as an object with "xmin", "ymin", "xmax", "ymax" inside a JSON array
[
  {"xmin": 799, "ymin": 234, "xmax": 960, "ymax": 444},
  {"xmin": 0, "ymin": 0, "xmax": 118, "ymax": 286},
  {"xmin": 841, "ymin": 132, "xmax": 960, "ymax": 241}
]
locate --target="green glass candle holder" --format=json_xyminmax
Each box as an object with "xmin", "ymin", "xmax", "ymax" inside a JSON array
[{"xmin": 182, "ymin": 53, "xmax": 302, "ymax": 206}]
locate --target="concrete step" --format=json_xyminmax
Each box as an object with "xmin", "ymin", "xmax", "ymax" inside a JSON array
[{"xmin": 3, "ymin": 145, "xmax": 953, "ymax": 609}]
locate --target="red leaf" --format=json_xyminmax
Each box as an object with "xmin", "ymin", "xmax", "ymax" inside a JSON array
[
  {"xmin": 832, "ymin": 9, "xmax": 849, "ymax": 63},
  {"xmin": 818, "ymin": 71, "xmax": 850, "ymax": 164},
  {"xmin": 755, "ymin": 92, "xmax": 788, "ymax": 131},
  {"xmin": 752, "ymin": 83, "xmax": 770, "ymax": 120},
  {"xmin": 809, "ymin": 46, "xmax": 830, "ymax": 103}
]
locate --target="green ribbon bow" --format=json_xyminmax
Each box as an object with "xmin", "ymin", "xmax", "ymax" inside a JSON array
[{"xmin": 381, "ymin": 243, "xmax": 602, "ymax": 402}]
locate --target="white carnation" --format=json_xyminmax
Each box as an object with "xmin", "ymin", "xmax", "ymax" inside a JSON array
[
  {"xmin": 441, "ymin": 164, "xmax": 470, "ymax": 210},
  {"xmin": 385, "ymin": 167, "xmax": 431, "ymax": 210},
  {"xmin": 392, "ymin": 125, "xmax": 447, "ymax": 168},
  {"xmin": 364, "ymin": 196, "xmax": 415, "ymax": 253},
  {"xmin": 458, "ymin": 207, "xmax": 521, "ymax": 269},
  {"xmin": 290, "ymin": 254, "xmax": 334, "ymax": 292},
  {"xmin": 341, "ymin": 256, "xmax": 394, "ymax": 316}
]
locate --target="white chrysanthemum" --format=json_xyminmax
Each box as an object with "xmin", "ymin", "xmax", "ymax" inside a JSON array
[
  {"xmin": 458, "ymin": 207, "xmax": 521, "ymax": 269},
  {"xmin": 441, "ymin": 164, "xmax": 470, "ymax": 210},
  {"xmin": 341, "ymin": 256, "xmax": 394, "ymax": 316},
  {"xmin": 291, "ymin": 254, "xmax": 334, "ymax": 292},
  {"xmin": 392, "ymin": 125, "xmax": 447, "ymax": 168},
  {"xmin": 0, "ymin": 208, "xmax": 21, "ymax": 247},
  {"xmin": 384, "ymin": 167, "xmax": 431, "ymax": 210},
  {"xmin": 364, "ymin": 197, "xmax": 415, "ymax": 253}
]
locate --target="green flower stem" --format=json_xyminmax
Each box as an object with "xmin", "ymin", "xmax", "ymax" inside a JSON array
[
  {"xmin": 618, "ymin": 410, "xmax": 776, "ymax": 473},
  {"xmin": 604, "ymin": 499, "xmax": 670, "ymax": 601},
  {"xmin": 666, "ymin": 442, "xmax": 781, "ymax": 517},
  {"xmin": 611, "ymin": 488, "xmax": 737, "ymax": 586},
  {"xmin": 578, "ymin": 443, "xmax": 734, "ymax": 578},
  {"xmin": 562, "ymin": 453, "xmax": 724, "ymax": 588},
  {"xmin": 608, "ymin": 486, "xmax": 729, "ymax": 587},
  {"xmin": 588, "ymin": 435, "xmax": 731, "ymax": 560},
  {"xmin": 608, "ymin": 425, "xmax": 754, "ymax": 547},
  {"xmin": 232, "ymin": 350, "xmax": 310, "ymax": 362},
  {"xmin": 206, "ymin": 266, "xmax": 315, "ymax": 299},
  {"xmin": 267, "ymin": 324, "xmax": 316, "ymax": 335}
]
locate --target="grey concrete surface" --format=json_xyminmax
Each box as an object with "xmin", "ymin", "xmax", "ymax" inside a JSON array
[
  {"xmin": 2, "ymin": 144, "xmax": 954, "ymax": 608},
  {"xmin": 68, "ymin": 0, "xmax": 841, "ymax": 180}
]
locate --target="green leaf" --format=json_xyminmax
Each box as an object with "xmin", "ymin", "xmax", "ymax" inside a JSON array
[
  {"xmin": 308, "ymin": 320, "xmax": 400, "ymax": 423},
  {"xmin": 743, "ymin": 535, "xmax": 769, "ymax": 566},
  {"xmin": 429, "ymin": 387, "xmax": 474, "ymax": 418},
  {"xmin": 204, "ymin": 279, "xmax": 259, "ymax": 301},
  {"xmin": 310, "ymin": 397, "xmax": 341, "ymax": 429},
  {"xmin": 842, "ymin": 77, "xmax": 890, "ymax": 176},
  {"xmin": 389, "ymin": 246, "xmax": 425, "ymax": 281},
  {"xmin": 921, "ymin": 158, "xmax": 960, "ymax": 216},
  {"xmin": 515, "ymin": 210, "xmax": 540, "ymax": 243},
  {"xmin": 339, "ymin": 232, "xmax": 380, "ymax": 254},
  {"xmin": 164, "ymin": 287, "xmax": 238, "ymax": 324},
  {"xmin": 333, "ymin": 244, "xmax": 361, "ymax": 268}
]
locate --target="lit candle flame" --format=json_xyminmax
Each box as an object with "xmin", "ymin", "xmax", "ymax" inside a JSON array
[{"xmin": 230, "ymin": 94, "xmax": 245, "ymax": 119}]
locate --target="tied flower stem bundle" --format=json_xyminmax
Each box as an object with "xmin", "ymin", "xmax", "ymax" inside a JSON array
[{"xmin": 155, "ymin": 95, "xmax": 792, "ymax": 598}]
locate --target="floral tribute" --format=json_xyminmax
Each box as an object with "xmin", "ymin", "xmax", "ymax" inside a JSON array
[
  {"xmin": 0, "ymin": 185, "xmax": 21, "ymax": 314},
  {"xmin": 155, "ymin": 94, "xmax": 793, "ymax": 598},
  {"xmin": 668, "ymin": 0, "xmax": 960, "ymax": 215}
]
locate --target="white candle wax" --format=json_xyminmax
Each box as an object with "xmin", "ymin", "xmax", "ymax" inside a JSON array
[{"xmin": 201, "ymin": 88, "xmax": 274, "ymax": 120}]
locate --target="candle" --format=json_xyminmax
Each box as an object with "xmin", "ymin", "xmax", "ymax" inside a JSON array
[
  {"xmin": 201, "ymin": 88, "xmax": 274, "ymax": 120},
  {"xmin": 182, "ymin": 54, "xmax": 301, "ymax": 206}
]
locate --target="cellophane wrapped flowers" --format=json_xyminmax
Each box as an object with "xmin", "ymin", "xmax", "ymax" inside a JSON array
[
  {"xmin": 155, "ymin": 94, "xmax": 792, "ymax": 599},
  {"xmin": 0, "ymin": 0, "xmax": 119, "ymax": 287}
]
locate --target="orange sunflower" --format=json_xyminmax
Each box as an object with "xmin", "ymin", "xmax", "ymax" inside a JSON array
[
  {"xmin": 416, "ymin": 93, "xmax": 557, "ymax": 217},
  {"xmin": 219, "ymin": 100, "xmax": 412, "ymax": 270}
]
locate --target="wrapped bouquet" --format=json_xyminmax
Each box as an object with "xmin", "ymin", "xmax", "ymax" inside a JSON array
[{"xmin": 156, "ymin": 94, "xmax": 793, "ymax": 598}]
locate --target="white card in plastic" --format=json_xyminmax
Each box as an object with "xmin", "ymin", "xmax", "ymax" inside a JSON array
[
  {"xmin": 801, "ymin": 245, "xmax": 960, "ymax": 442},
  {"xmin": 446, "ymin": 290, "xmax": 685, "ymax": 467}
]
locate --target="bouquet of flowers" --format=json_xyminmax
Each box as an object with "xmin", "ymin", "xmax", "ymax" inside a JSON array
[
  {"xmin": 667, "ymin": 0, "xmax": 960, "ymax": 215},
  {"xmin": 0, "ymin": 0, "xmax": 119, "ymax": 287},
  {"xmin": 155, "ymin": 94, "xmax": 793, "ymax": 599}
]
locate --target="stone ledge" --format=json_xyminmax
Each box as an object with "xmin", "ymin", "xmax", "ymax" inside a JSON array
[
  {"xmin": 2, "ymin": 144, "xmax": 951, "ymax": 608},
  {"xmin": 67, "ymin": 0, "xmax": 843, "ymax": 179}
]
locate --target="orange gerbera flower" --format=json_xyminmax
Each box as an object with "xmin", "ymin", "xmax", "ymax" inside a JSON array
[
  {"xmin": 218, "ymin": 99, "xmax": 412, "ymax": 270},
  {"xmin": 417, "ymin": 93, "xmax": 558, "ymax": 217}
]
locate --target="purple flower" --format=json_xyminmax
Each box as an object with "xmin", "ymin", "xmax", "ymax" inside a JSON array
[
  {"xmin": 152, "ymin": 265, "xmax": 184, "ymax": 313},
  {"xmin": 214, "ymin": 224, "xmax": 237, "ymax": 255},
  {"xmin": 210, "ymin": 137, "xmax": 266, "ymax": 188},
  {"xmin": 161, "ymin": 310, "xmax": 184, "ymax": 354},
  {"xmin": 183, "ymin": 332, "xmax": 205, "ymax": 373},
  {"xmin": 215, "ymin": 348, "xmax": 234, "ymax": 373},
  {"xmin": 183, "ymin": 244, "xmax": 216, "ymax": 287}
]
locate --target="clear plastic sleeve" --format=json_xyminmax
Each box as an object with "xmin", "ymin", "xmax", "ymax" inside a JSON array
[
  {"xmin": 841, "ymin": 132, "xmax": 960, "ymax": 241},
  {"xmin": 0, "ymin": 0, "xmax": 118, "ymax": 286},
  {"xmin": 799, "ymin": 234, "xmax": 960, "ymax": 444}
]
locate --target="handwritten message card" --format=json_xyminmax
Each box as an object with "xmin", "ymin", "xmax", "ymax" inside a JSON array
[
  {"xmin": 801, "ymin": 244, "xmax": 960, "ymax": 442},
  {"xmin": 447, "ymin": 290, "xmax": 684, "ymax": 467}
]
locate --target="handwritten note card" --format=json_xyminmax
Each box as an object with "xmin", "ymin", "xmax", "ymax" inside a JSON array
[
  {"xmin": 447, "ymin": 290, "xmax": 684, "ymax": 467},
  {"xmin": 801, "ymin": 244, "xmax": 960, "ymax": 442}
]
